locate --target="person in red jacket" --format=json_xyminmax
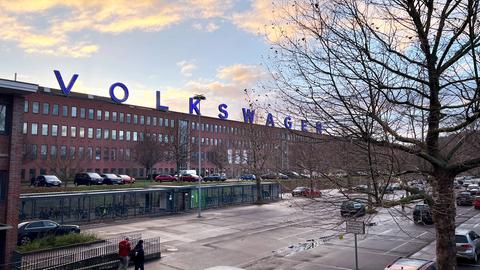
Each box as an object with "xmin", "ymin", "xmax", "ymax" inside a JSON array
[{"xmin": 118, "ymin": 237, "xmax": 131, "ymax": 270}]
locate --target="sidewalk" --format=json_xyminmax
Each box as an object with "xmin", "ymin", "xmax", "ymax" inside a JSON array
[{"xmin": 411, "ymin": 208, "xmax": 480, "ymax": 260}]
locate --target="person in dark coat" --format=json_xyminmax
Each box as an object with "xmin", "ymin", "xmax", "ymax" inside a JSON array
[{"xmin": 132, "ymin": 240, "xmax": 145, "ymax": 270}]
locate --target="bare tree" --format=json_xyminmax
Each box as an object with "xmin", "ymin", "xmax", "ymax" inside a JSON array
[
  {"xmin": 267, "ymin": 0, "xmax": 480, "ymax": 268},
  {"xmin": 208, "ymin": 144, "xmax": 229, "ymax": 173},
  {"xmin": 135, "ymin": 133, "xmax": 163, "ymax": 180},
  {"xmin": 166, "ymin": 131, "xmax": 190, "ymax": 174}
]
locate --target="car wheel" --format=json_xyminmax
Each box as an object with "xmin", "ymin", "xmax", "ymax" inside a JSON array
[{"xmin": 20, "ymin": 236, "xmax": 31, "ymax": 245}]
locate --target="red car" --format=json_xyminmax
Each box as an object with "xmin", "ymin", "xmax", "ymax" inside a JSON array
[
  {"xmin": 179, "ymin": 174, "xmax": 201, "ymax": 182},
  {"xmin": 155, "ymin": 174, "xmax": 176, "ymax": 182},
  {"xmin": 474, "ymin": 196, "xmax": 480, "ymax": 209},
  {"xmin": 118, "ymin": 174, "xmax": 135, "ymax": 184}
]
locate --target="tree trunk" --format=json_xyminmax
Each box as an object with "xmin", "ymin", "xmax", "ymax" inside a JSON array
[
  {"xmin": 255, "ymin": 175, "xmax": 262, "ymax": 204},
  {"xmin": 432, "ymin": 171, "xmax": 457, "ymax": 270}
]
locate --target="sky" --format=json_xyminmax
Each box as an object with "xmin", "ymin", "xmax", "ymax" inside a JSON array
[{"xmin": 0, "ymin": 0, "xmax": 282, "ymax": 121}]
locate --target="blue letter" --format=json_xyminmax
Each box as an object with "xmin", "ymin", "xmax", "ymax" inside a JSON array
[
  {"xmin": 109, "ymin": 82, "xmax": 129, "ymax": 103},
  {"xmin": 189, "ymin": 97, "xmax": 201, "ymax": 115},
  {"xmin": 218, "ymin": 104, "xmax": 228, "ymax": 120},
  {"xmin": 301, "ymin": 120, "xmax": 308, "ymax": 132},
  {"xmin": 316, "ymin": 122, "xmax": 323, "ymax": 134},
  {"xmin": 242, "ymin": 108, "xmax": 255, "ymax": 124},
  {"xmin": 54, "ymin": 70, "xmax": 78, "ymax": 95},
  {"xmin": 156, "ymin": 91, "xmax": 169, "ymax": 111},
  {"xmin": 284, "ymin": 116, "xmax": 292, "ymax": 129},
  {"xmin": 266, "ymin": 113, "xmax": 275, "ymax": 127}
]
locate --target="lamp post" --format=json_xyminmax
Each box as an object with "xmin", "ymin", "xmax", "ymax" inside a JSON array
[{"xmin": 193, "ymin": 94, "xmax": 206, "ymax": 218}]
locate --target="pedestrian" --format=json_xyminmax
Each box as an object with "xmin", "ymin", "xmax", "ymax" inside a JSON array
[
  {"xmin": 118, "ymin": 237, "xmax": 131, "ymax": 270},
  {"xmin": 132, "ymin": 240, "xmax": 145, "ymax": 270},
  {"xmin": 400, "ymin": 195, "xmax": 405, "ymax": 211}
]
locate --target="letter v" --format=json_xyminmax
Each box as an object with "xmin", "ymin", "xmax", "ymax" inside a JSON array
[{"xmin": 54, "ymin": 70, "xmax": 78, "ymax": 95}]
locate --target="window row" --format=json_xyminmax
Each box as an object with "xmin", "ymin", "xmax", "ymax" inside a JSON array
[
  {"xmin": 23, "ymin": 123, "xmax": 175, "ymax": 143},
  {"xmin": 24, "ymin": 101, "xmax": 175, "ymax": 127}
]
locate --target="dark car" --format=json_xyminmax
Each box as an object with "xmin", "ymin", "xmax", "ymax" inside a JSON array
[
  {"xmin": 34, "ymin": 175, "xmax": 62, "ymax": 187},
  {"xmin": 100, "ymin": 173, "xmax": 123, "ymax": 185},
  {"xmin": 413, "ymin": 203, "xmax": 433, "ymax": 224},
  {"xmin": 204, "ymin": 173, "xmax": 226, "ymax": 182},
  {"xmin": 17, "ymin": 220, "xmax": 80, "ymax": 245},
  {"xmin": 292, "ymin": 187, "xmax": 308, "ymax": 197},
  {"xmin": 74, "ymin": 172, "xmax": 104, "ymax": 186},
  {"xmin": 384, "ymin": 257, "xmax": 436, "ymax": 270},
  {"xmin": 261, "ymin": 173, "xmax": 277, "ymax": 179},
  {"xmin": 240, "ymin": 174, "xmax": 256, "ymax": 181},
  {"xmin": 457, "ymin": 192, "xmax": 474, "ymax": 206},
  {"xmin": 155, "ymin": 174, "xmax": 176, "ymax": 182},
  {"xmin": 283, "ymin": 171, "xmax": 300, "ymax": 178},
  {"xmin": 340, "ymin": 201, "xmax": 366, "ymax": 217}
]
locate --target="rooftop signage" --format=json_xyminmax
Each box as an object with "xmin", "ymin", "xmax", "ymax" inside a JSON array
[{"xmin": 54, "ymin": 70, "xmax": 322, "ymax": 133}]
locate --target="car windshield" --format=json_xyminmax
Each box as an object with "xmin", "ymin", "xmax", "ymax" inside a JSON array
[
  {"xmin": 353, "ymin": 203, "xmax": 362, "ymax": 209},
  {"xmin": 456, "ymin": 235, "xmax": 469, "ymax": 243},
  {"xmin": 104, "ymin": 174, "xmax": 119, "ymax": 178},
  {"xmin": 87, "ymin": 173, "xmax": 101, "ymax": 178},
  {"xmin": 44, "ymin": 175, "xmax": 59, "ymax": 181}
]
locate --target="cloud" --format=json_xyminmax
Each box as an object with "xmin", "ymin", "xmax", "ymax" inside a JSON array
[
  {"xmin": 0, "ymin": 0, "xmax": 233, "ymax": 58},
  {"xmin": 177, "ymin": 60, "xmax": 197, "ymax": 77},
  {"xmin": 217, "ymin": 64, "xmax": 268, "ymax": 84}
]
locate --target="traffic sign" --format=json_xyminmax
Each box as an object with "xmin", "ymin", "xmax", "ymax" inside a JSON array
[{"xmin": 346, "ymin": 221, "xmax": 365, "ymax": 234}]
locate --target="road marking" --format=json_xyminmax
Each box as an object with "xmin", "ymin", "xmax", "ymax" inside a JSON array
[{"xmin": 386, "ymin": 231, "xmax": 429, "ymax": 254}]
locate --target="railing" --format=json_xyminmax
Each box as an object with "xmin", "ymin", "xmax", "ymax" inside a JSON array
[{"xmin": 13, "ymin": 234, "xmax": 161, "ymax": 270}]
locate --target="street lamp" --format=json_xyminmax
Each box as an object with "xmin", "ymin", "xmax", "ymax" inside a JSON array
[{"xmin": 193, "ymin": 94, "xmax": 206, "ymax": 218}]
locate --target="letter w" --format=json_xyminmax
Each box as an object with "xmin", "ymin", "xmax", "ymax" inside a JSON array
[{"xmin": 242, "ymin": 108, "xmax": 255, "ymax": 124}]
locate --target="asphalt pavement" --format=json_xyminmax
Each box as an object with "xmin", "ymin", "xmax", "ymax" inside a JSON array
[{"xmin": 84, "ymin": 192, "xmax": 480, "ymax": 270}]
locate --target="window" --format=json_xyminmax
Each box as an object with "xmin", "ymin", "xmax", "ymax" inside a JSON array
[
  {"xmin": 50, "ymin": 145, "xmax": 57, "ymax": 159},
  {"xmin": 79, "ymin": 127, "xmax": 85, "ymax": 138},
  {"xmin": 60, "ymin": 145, "xmax": 67, "ymax": 160},
  {"xmin": 140, "ymin": 115, "xmax": 145, "ymax": 125},
  {"xmin": 30, "ymin": 144, "xmax": 37, "ymax": 160},
  {"xmin": 40, "ymin": 145, "xmax": 47, "ymax": 160},
  {"xmin": 126, "ymin": 113, "xmax": 131, "ymax": 124},
  {"xmin": 112, "ymin": 112, "xmax": 118, "ymax": 122},
  {"xmin": 52, "ymin": 104, "xmax": 59, "ymax": 116},
  {"xmin": 51, "ymin": 125, "xmax": 58, "ymax": 136},
  {"xmin": 165, "ymin": 135, "xmax": 169, "ymax": 143},
  {"xmin": 133, "ymin": 114, "xmax": 138, "ymax": 124},
  {"xmin": 159, "ymin": 134, "xmax": 163, "ymax": 143},
  {"xmin": 119, "ymin": 130, "xmax": 124, "ymax": 140},
  {"xmin": 32, "ymin": 102, "xmax": 39, "ymax": 114},
  {"xmin": 61, "ymin": 125, "xmax": 67, "ymax": 137},
  {"xmin": 125, "ymin": 148, "xmax": 131, "ymax": 160},
  {"xmin": 87, "ymin": 147, "xmax": 93, "ymax": 160},
  {"xmin": 24, "ymin": 101, "xmax": 28, "ymax": 113},
  {"xmin": 119, "ymin": 149, "xmax": 124, "ymax": 160},
  {"xmin": 80, "ymin": 108, "xmax": 86, "ymax": 118},
  {"xmin": 62, "ymin": 105, "xmax": 68, "ymax": 117},
  {"xmin": 159, "ymin": 118, "xmax": 163, "ymax": 126},
  {"xmin": 96, "ymin": 128, "xmax": 102, "ymax": 139},
  {"xmin": 111, "ymin": 148, "xmax": 116, "ymax": 161},
  {"xmin": 71, "ymin": 126, "xmax": 76, "ymax": 138},
  {"xmin": 192, "ymin": 121, "xmax": 195, "ymax": 129},
  {"xmin": 133, "ymin": 132, "xmax": 138, "ymax": 141},
  {"xmin": 97, "ymin": 110, "xmax": 102, "ymax": 121},
  {"xmin": 165, "ymin": 118, "xmax": 169, "ymax": 127},
  {"xmin": 95, "ymin": 147, "xmax": 101, "ymax": 160},
  {"xmin": 88, "ymin": 128, "xmax": 93, "ymax": 139},
  {"xmin": 153, "ymin": 117, "xmax": 157, "ymax": 126},
  {"xmin": 120, "ymin": 113, "xmax": 124, "ymax": 123},
  {"xmin": 146, "ymin": 116, "xmax": 151, "ymax": 125},
  {"xmin": 112, "ymin": 129, "xmax": 117, "ymax": 140},
  {"xmin": 41, "ymin": 124, "xmax": 48, "ymax": 136},
  {"xmin": 103, "ymin": 147, "xmax": 109, "ymax": 160},
  {"xmin": 71, "ymin": 106, "xmax": 77, "ymax": 118},
  {"xmin": 31, "ymin": 123, "xmax": 38, "ymax": 135},
  {"xmin": 105, "ymin": 111, "xmax": 110, "ymax": 121},
  {"xmin": 171, "ymin": 119, "xmax": 174, "ymax": 127},
  {"xmin": 126, "ymin": 131, "xmax": 131, "ymax": 141},
  {"xmin": 42, "ymin": 103, "xmax": 49, "ymax": 115},
  {"xmin": 70, "ymin": 146, "xmax": 75, "ymax": 159},
  {"xmin": 22, "ymin": 122, "xmax": 27, "ymax": 134},
  {"xmin": 88, "ymin": 109, "xmax": 94, "ymax": 120},
  {"xmin": 104, "ymin": 129, "xmax": 109, "ymax": 140}
]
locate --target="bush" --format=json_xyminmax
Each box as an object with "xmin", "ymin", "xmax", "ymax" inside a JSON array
[{"xmin": 17, "ymin": 233, "xmax": 99, "ymax": 253}]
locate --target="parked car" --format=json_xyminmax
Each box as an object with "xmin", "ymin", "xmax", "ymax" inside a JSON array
[
  {"xmin": 454, "ymin": 180, "xmax": 463, "ymax": 189},
  {"xmin": 340, "ymin": 200, "xmax": 366, "ymax": 217},
  {"xmin": 291, "ymin": 187, "xmax": 307, "ymax": 197},
  {"xmin": 179, "ymin": 174, "xmax": 201, "ymax": 182},
  {"xmin": 240, "ymin": 174, "xmax": 256, "ymax": 181},
  {"xmin": 413, "ymin": 203, "xmax": 433, "ymax": 225},
  {"xmin": 467, "ymin": 184, "xmax": 480, "ymax": 195},
  {"xmin": 283, "ymin": 171, "xmax": 300, "ymax": 178},
  {"xmin": 155, "ymin": 174, "xmax": 176, "ymax": 182},
  {"xmin": 34, "ymin": 175, "xmax": 62, "ymax": 187},
  {"xmin": 74, "ymin": 172, "xmax": 103, "ymax": 186},
  {"xmin": 475, "ymin": 196, "xmax": 480, "ymax": 209},
  {"xmin": 17, "ymin": 220, "xmax": 80, "ymax": 245},
  {"xmin": 204, "ymin": 173, "xmax": 226, "ymax": 181},
  {"xmin": 384, "ymin": 257, "xmax": 436, "ymax": 270},
  {"xmin": 457, "ymin": 192, "xmax": 474, "ymax": 206},
  {"xmin": 118, "ymin": 174, "xmax": 135, "ymax": 184},
  {"xmin": 100, "ymin": 174, "xmax": 123, "ymax": 185},
  {"xmin": 456, "ymin": 229, "xmax": 480, "ymax": 263},
  {"xmin": 292, "ymin": 187, "xmax": 321, "ymax": 197},
  {"xmin": 261, "ymin": 173, "xmax": 277, "ymax": 179},
  {"xmin": 463, "ymin": 179, "xmax": 474, "ymax": 187},
  {"xmin": 353, "ymin": 184, "xmax": 369, "ymax": 193},
  {"xmin": 277, "ymin": 173, "xmax": 289, "ymax": 179}
]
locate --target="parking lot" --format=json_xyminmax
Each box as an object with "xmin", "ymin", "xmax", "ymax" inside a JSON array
[{"xmin": 85, "ymin": 191, "xmax": 480, "ymax": 270}]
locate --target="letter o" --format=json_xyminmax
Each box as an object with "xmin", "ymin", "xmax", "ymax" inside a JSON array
[{"xmin": 109, "ymin": 82, "xmax": 129, "ymax": 103}]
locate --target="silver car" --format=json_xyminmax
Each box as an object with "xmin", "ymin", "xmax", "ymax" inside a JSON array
[{"xmin": 456, "ymin": 229, "xmax": 480, "ymax": 262}]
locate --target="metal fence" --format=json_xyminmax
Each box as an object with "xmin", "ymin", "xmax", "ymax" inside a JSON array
[{"xmin": 13, "ymin": 234, "xmax": 160, "ymax": 270}]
